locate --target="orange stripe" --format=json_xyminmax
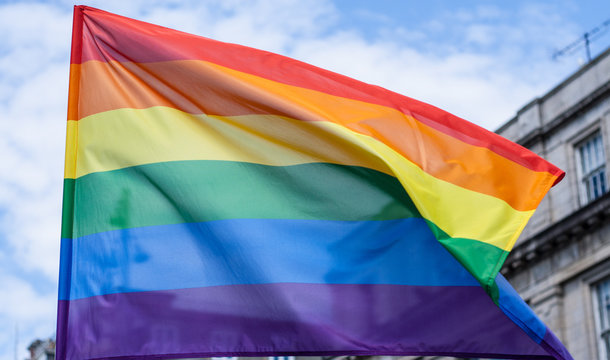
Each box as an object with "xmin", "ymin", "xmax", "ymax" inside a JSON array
[{"xmin": 69, "ymin": 60, "xmax": 559, "ymax": 211}]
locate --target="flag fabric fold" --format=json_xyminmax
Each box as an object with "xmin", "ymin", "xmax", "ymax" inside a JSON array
[{"xmin": 58, "ymin": 5, "xmax": 572, "ymax": 360}]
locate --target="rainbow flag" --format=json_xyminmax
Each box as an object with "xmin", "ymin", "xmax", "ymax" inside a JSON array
[{"xmin": 57, "ymin": 5, "xmax": 572, "ymax": 360}]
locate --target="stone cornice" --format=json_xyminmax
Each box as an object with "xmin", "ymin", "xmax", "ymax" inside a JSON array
[
  {"xmin": 517, "ymin": 79, "xmax": 610, "ymax": 148},
  {"xmin": 502, "ymin": 191, "xmax": 610, "ymax": 276}
]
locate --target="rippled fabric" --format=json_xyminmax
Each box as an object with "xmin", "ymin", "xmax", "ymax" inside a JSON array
[{"xmin": 57, "ymin": 5, "xmax": 571, "ymax": 360}]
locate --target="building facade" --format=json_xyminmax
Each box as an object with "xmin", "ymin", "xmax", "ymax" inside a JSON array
[
  {"xmin": 27, "ymin": 338, "xmax": 55, "ymax": 360},
  {"xmin": 497, "ymin": 46, "xmax": 610, "ymax": 360}
]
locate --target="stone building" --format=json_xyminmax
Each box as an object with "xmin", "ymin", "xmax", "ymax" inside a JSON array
[
  {"xmin": 27, "ymin": 338, "xmax": 55, "ymax": 360},
  {"xmin": 497, "ymin": 45, "xmax": 610, "ymax": 360}
]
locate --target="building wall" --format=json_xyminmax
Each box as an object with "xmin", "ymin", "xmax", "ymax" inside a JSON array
[{"xmin": 498, "ymin": 47, "xmax": 610, "ymax": 360}]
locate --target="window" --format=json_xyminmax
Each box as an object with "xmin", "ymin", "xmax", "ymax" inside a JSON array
[
  {"xmin": 595, "ymin": 278, "xmax": 610, "ymax": 360},
  {"xmin": 577, "ymin": 132, "xmax": 607, "ymax": 204}
]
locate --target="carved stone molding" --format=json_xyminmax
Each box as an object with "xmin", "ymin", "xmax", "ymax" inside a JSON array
[{"xmin": 502, "ymin": 192, "xmax": 610, "ymax": 276}]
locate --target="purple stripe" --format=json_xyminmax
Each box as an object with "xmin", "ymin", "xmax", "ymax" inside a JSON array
[
  {"xmin": 541, "ymin": 328, "xmax": 574, "ymax": 360},
  {"xmin": 58, "ymin": 283, "xmax": 551, "ymax": 360}
]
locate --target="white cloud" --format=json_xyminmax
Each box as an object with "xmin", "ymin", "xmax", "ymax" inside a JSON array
[
  {"xmin": 475, "ymin": 5, "xmax": 503, "ymax": 19},
  {"xmin": 465, "ymin": 24, "xmax": 496, "ymax": 46},
  {"xmin": 0, "ymin": 274, "xmax": 57, "ymax": 321},
  {"xmin": 0, "ymin": 63, "xmax": 67, "ymax": 280},
  {"xmin": 0, "ymin": 274, "xmax": 57, "ymax": 360},
  {"xmin": 0, "ymin": 3, "xmax": 71, "ymax": 358}
]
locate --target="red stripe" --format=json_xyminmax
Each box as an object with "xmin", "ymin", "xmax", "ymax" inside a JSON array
[
  {"xmin": 70, "ymin": 6, "xmax": 564, "ymax": 180},
  {"xmin": 70, "ymin": 6, "xmax": 83, "ymax": 65}
]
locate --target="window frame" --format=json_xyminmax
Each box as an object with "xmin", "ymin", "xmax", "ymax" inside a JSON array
[
  {"xmin": 593, "ymin": 276, "xmax": 610, "ymax": 360},
  {"xmin": 575, "ymin": 130, "xmax": 608, "ymax": 205}
]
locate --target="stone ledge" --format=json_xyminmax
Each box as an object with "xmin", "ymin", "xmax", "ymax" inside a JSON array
[
  {"xmin": 517, "ymin": 79, "xmax": 610, "ymax": 148},
  {"xmin": 502, "ymin": 191, "xmax": 610, "ymax": 277}
]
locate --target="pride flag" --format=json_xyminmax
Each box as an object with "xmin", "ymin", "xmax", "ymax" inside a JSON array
[{"xmin": 58, "ymin": 5, "xmax": 572, "ymax": 360}]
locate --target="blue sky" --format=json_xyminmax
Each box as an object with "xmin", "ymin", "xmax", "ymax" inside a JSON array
[{"xmin": 0, "ymin": 1, "xmax": 609, "ymax": 359}]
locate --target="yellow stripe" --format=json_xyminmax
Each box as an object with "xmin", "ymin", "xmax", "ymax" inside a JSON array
[
  {"xmin": 65, "ymin": 106, "xmax": 532, "ymax": 251},
  {"xmin": 64, "ymin": 107, "xmax": 393, "ymax": 179}
]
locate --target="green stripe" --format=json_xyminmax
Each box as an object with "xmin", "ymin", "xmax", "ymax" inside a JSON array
[
  {"xmin": 63, "ymin": 161, "xmax": 420, "ymax": 239},
  {"xmin": 61, "ymin": 179, "xmax": 75, "ymax": 240},
  {"xmin": 436, "ymin": 233, "xmax": 506, "ymax": 302}
]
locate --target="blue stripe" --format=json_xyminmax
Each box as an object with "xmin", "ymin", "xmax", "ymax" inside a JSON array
[
  {"xmin": 496, "ymin": 273, "xmax": 547, "ymax": 343},
  {"xmin": 61, "ymin": 218, "xmax": 479, "ymax": 300},
  {"xmin": 58, "ymin": 237, "xmax": 73, "ymax": 301}
]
